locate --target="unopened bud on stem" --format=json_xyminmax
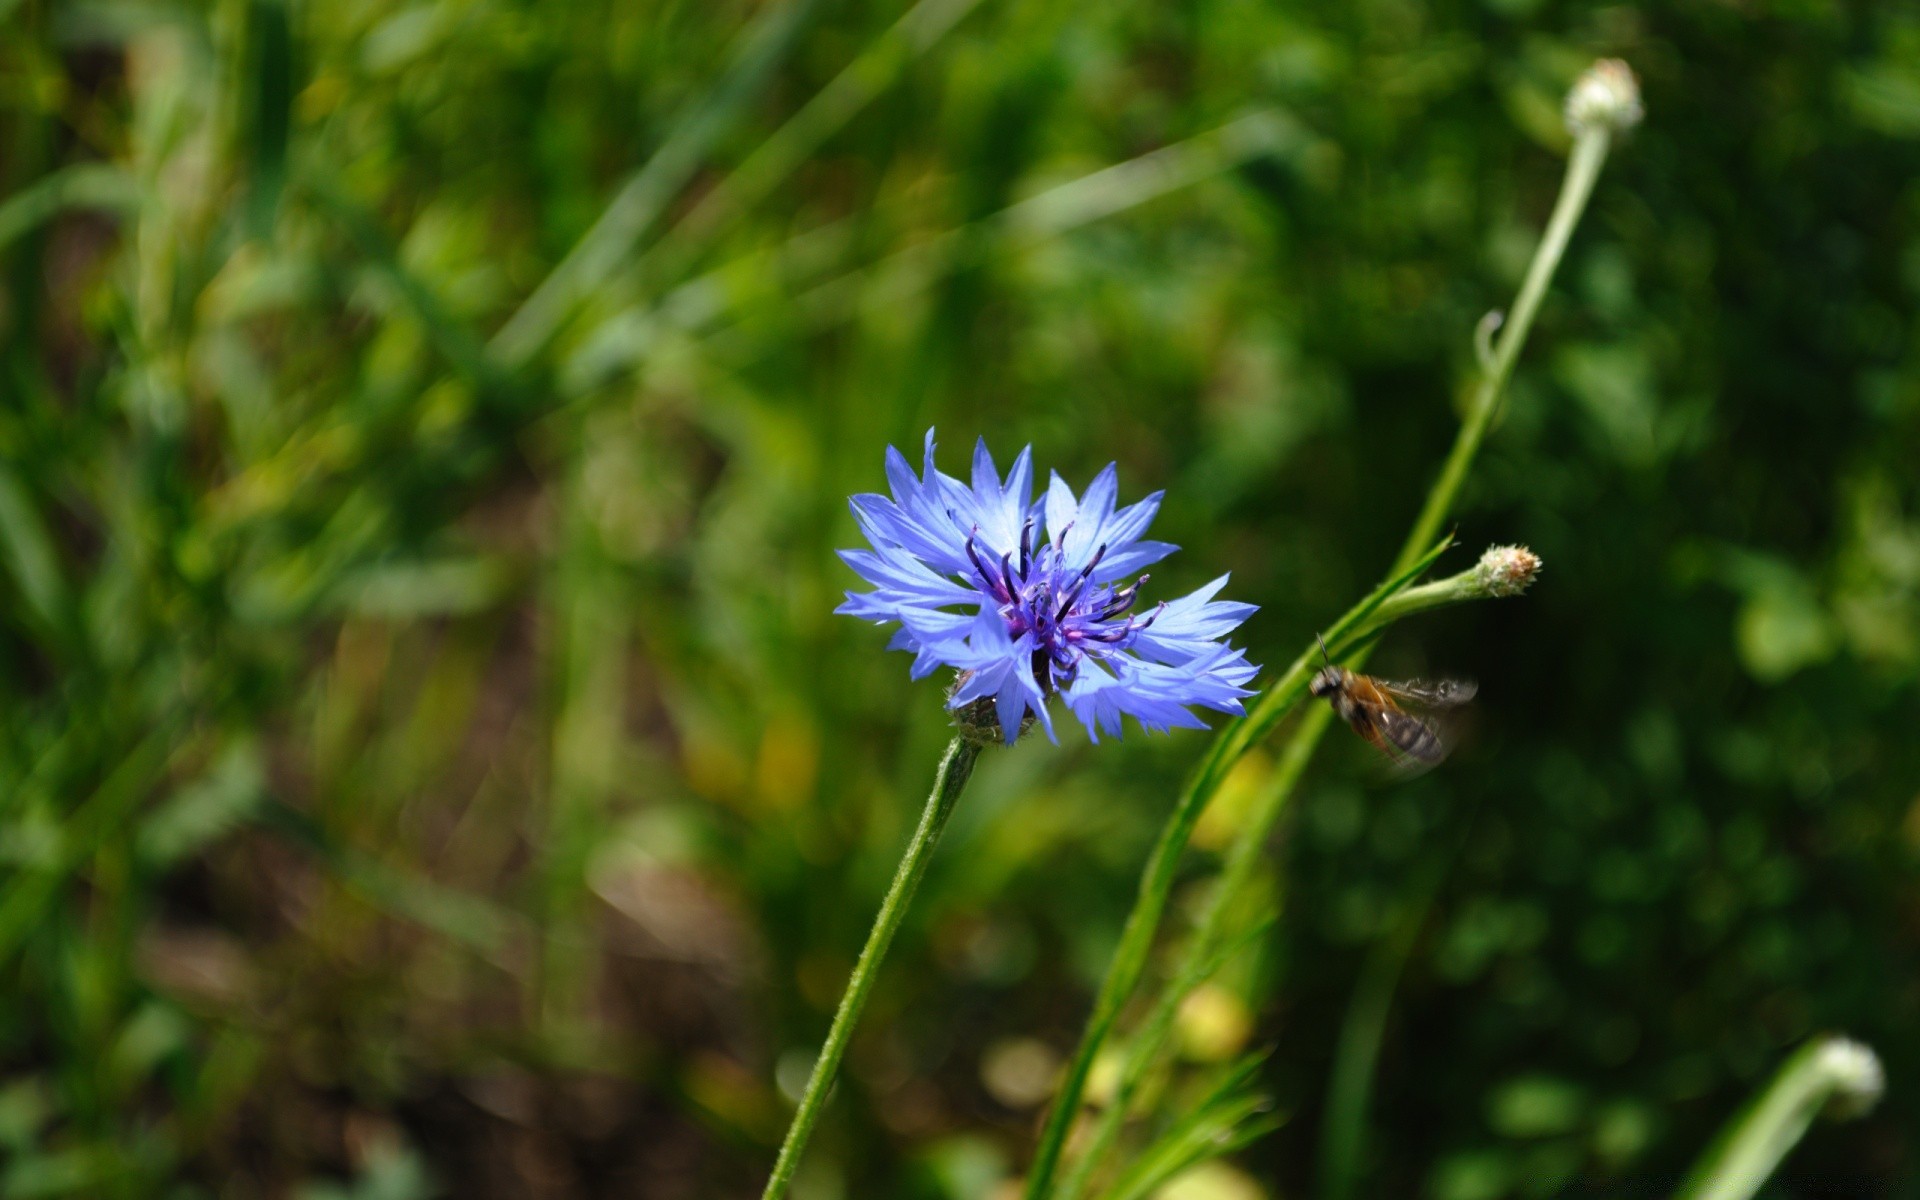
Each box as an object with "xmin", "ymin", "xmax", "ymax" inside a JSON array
[
  {"xmin": 1814, "ymin": 1037, "xmax": 1885, "ymax": 1119},
  {"xmin": 1565, "ymin": 59, "xmax": 1643, "ymax": 137},
  {"xmin": 1474, "ymin": 544, "xmax": 1543, "ymax": 598},
  {"xmin": 1356, "ymin": 543, "xmax": 1545, "ymax": 634}
]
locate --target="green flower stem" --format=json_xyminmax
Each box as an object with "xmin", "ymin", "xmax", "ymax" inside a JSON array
[
  {"xmin": 1396, "ymin": 124, "xmax": 1612, "ymax": 572},
  {"xmin": 1054, "ymin": 706, "xmax": 1329, "ymax": 1200},
  {"xmin": 1031, "ymin": 110, "xmax": 1624, "ymax": 1200},
  {"xmin": 1055, "ymin": 561, "xmax": 1520, "ymax": 1200},
  {"xmin": 761, "ymin": 734, "xmax": 981, "ymax": 1200},
  {"xmin": 1021, "ymin": 538, "xmax": 1454, "ymax": 1200},
  {"xmin": 1674, "ymin": 1036, "xmax": 1884, "ymax": 1200}
]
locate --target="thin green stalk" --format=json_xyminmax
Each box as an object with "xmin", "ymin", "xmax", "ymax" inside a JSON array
[
  {"xmin": 1057, "ymin": 707, "xmax": 1327, "ymax": 1200},
  {"xmin": 1396, "ymin": 125, "xmax": 1611, "ymax": 571},
  {"xmin": 1318, "ymin": 858, "xmax": 1454, "ymax": 1200},
  {"xmin": 1673, "ymin": 1036, "xmax": 1883, "ymax": 1200},
  {"xmin": 1095, "ymin": 1053, "xmax": 1281, "ymax": 1200},
  {"xmin": 1022, "ymin": 539, "xmax": 1453, "ymax": 1200},
  {"xmin": 1031, "ymin": 68, "xmax": 1635, "ymax": 1198},
  {"xmin": 761, "ymin": 734, "xmax": 982, "ymax": 1200}
]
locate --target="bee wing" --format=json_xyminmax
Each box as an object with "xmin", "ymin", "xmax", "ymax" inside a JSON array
[
  {"xmin": 1370, "ymin": 705, "xmax": 1451, "ymax": 767},
  {"xmin": 1377, "ymin": 677, "xmax": 1477, "ymax": 709}
]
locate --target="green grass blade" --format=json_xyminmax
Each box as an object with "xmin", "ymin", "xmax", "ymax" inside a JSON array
[
  {"xmin": 0, "ymin": 164, "xmax": 140, "ymax": 252},
  {"xmin": 639, "ymin": 0, "xmax": 990, "ymax": 287},
  {"xmin": 488, "ymin": 0, "xmax": 823, "ymax": 369}
]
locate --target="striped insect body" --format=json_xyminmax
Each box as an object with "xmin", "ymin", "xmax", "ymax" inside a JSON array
[{"xmin": 1308, "ymin": 637, "xmax": 1475, "ymax": 769}]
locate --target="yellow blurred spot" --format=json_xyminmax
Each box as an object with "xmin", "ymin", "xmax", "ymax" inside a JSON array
[
  {"xmin": 1156, "ymin": 1161, "xmax": 1267, "ymax": 1200},
  {"xmin": 1903, "ymin": 792, "xmax": 1920, "ymax": 851},
  {"xmin": 1193, "ymin": 750, "xmax": 1272, "ymax": 851},
  {"xmin": 1085, "ymin": 1046, "xmax": 1124, "ymax": 1108},
  {"xmin": 980, "ymin": 1037, "xmax": 1062, "ymax": 1110},
  {"xmin": 299, "ymin": 72, "xmax": 347, "ymax": 121},
  {"xmin": 681, "ymin": 726, "xmax": 747, "ymax": 806},
  {"xmin": 755, "ymin": 711, "xmax": 819, "ymax": 814},
  {"xmin": 1177, "ymin": 983, "xmax": 1254, "ymax": 1062},
  {"xmin": 685, "ymin": 1051, "xmax": 777, "ymax": 1136},
  {"xmin": 416, "ymin": 378, "xmax": 472, "ymax": 437},
  {"xmin": 1152, "ymin": 1159, "xmax": 1259, "ymax": 1198},
  {"xmin": 334, "ymin": 619, "xmax": 393, "ymax": 701}
]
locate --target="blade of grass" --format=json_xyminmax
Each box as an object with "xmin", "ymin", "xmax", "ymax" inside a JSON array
[
  {"xmin": 746, "ymin": 109, "xmax": 1302, "ymax": 345},
  {"xmin": 559, "ymin": 109, "xmax": 1307, "ymax": 391},
  {"xmin": 239, "ymin": 0, "xmax": 293, "ymax": 238},
  {"xmin": 0, "ymin": 724, "xmax": 180, "ymax": 969},
  {"xmin": 1093, "ymin": 1052, "xmax": 1280, "ymax": 1200},
  {"xmin": 1319, "ymin": 854, "xmax": 1456, "ymax": 1200},
  {"xmin": 259, "ymin": 801, "xmax": 524, "ymax": 959},
  {"xmin": 0, "ymin": 164, "xmax": 141, "ymax": 252},
  {"xmin": 538, "ymin": 470, "xmax": 632, "ymax": 1027},
  {"xmin": 0, "ymin": 464, "xmax": 76, "ymax": 651},
  {"xmin": 487, "ymin": 0, "xmax": 822, "ymax": 370},
  {"xmin": 636, "ymin": 0, "xmax": 990, "ymax": 289}
]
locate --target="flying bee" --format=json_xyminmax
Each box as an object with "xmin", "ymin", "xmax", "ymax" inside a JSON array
[{"xmin": 1308, "ymin": 635, "xmax": 1476, "ymax": 769}]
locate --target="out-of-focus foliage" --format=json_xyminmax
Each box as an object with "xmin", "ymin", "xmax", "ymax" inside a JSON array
[{"xmin": 1, "ymin": 0, "xmax": 1916, "ymax": 1197}]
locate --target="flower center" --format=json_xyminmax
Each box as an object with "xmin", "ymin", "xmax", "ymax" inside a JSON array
[{"xmin": 964, "ymin": 521, "xmax": 1163, "ymax": 693}]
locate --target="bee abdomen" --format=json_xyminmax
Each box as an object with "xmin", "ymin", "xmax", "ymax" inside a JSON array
[{"xmin": 1379, "ymin": 711, "xmax": 1445, "ymax": 764}]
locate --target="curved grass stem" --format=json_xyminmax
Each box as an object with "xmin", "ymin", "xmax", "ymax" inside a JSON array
[
  {"xmin": 1029, "ymin": 111, "xmax": 1624, "ymax": 1200},
  {"xmin": 761, "ymin": 734, "xmax": 981, "ymax": 1200},
  {"xmin": 1673, "ymin": 1036, "xmax": 1884, "ymax": 1200}
]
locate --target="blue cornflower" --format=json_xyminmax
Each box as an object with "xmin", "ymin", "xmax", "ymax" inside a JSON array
[{"xmin": 838, "ymin": 431, "xmax": 1259, "ymax": 745}]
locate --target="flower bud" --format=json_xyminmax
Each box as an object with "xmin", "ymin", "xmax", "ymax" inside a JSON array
[
  {"xmin": 1814, "ymin": 1037, "xmax": 1885, "ymax": 1118},
  {"xmin": 1473, "ymin": 544, "xmax": 1542, "ymax": 598},
  {"xmin": 1565, "ymin": 59, "xmax": 1643, "ymax": 137}
]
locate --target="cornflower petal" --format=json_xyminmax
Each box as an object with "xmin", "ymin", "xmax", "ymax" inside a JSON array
[{"xmin": 1130, "ymin": 574, "xmax": 1261, "ymax": 664}]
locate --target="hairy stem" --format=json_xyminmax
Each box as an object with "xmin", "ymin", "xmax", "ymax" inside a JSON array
[{"xmin": 761, "ymin": 735, "xmax": 981, "ymax": 1200}]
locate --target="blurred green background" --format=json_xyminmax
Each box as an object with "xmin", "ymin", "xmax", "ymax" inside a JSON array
[{"xmin": 3, "ymin": 0, "xmax": 1919, "ymax": 1197}]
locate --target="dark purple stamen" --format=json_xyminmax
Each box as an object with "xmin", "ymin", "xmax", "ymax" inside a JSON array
[
  {"xmin": 965, "ymin": 530, "xmax": 1008, "ymax": 603},
  {"xmin": 1082, "ymin": 600, "xmax": 1166, "ymax": 644},
  {"xmin": 1019, "ymin": 519, "xmax": 1035, "ymax": 575},
  {"xmin": 1101, "ymin": 573, "xmax": 1149, "ymax": 620},
  {"xmin": 1056, "ymin": 543, "xmax": 1109, "ymax": 620}
]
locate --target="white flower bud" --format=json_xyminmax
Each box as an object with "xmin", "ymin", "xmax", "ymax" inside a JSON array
[
  {"xmin": 1565, "ymin": 59, "xmax": 1643, "ymax": 137},
  {"xmin": 1474, "ymin": 544, "xmax": 1542, "ymax": 598},
  {"xmin": 1815, "ymin": 1037, "xmax": 1885, "ymax": 1118}
]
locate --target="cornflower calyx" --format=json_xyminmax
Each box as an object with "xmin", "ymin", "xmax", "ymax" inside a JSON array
[{"xmin": 839, "ymin": 431, "xmax": 1258, "ymax": 746}]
